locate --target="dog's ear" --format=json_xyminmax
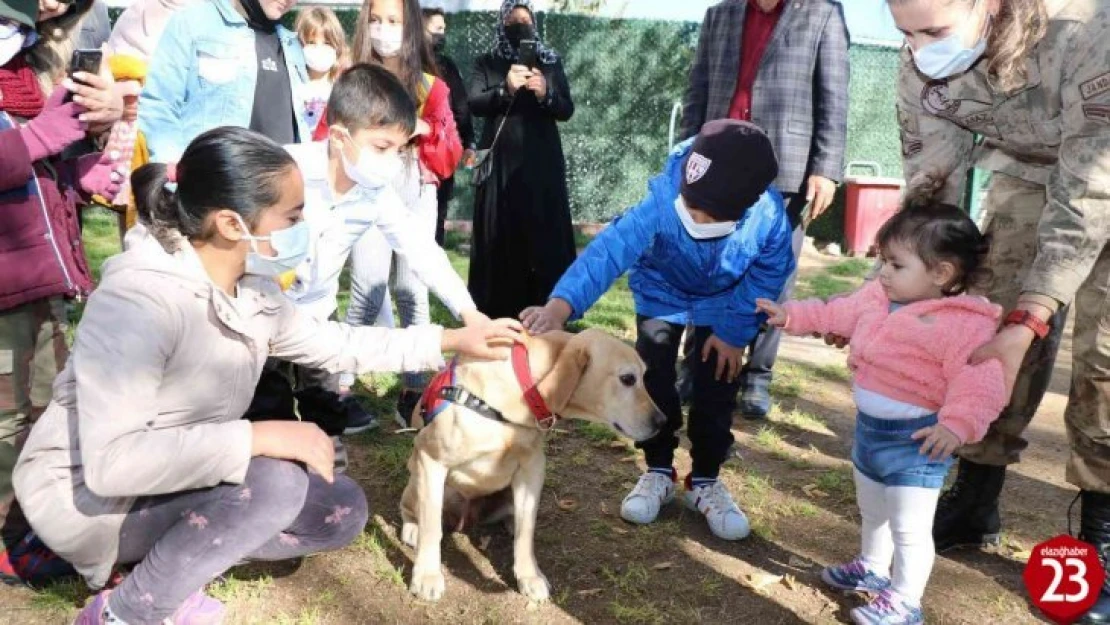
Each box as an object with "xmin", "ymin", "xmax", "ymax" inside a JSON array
[{"xmin": 536, "ymin": 334, "xmax": 590, "ymax": 415}]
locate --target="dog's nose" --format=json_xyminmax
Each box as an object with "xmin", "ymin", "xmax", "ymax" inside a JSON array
[{"xmin": 651, "ymin": 410, "xmax": 667, "ymax": 429}]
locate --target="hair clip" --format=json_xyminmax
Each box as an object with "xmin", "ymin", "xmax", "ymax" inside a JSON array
[{"xmin": 164, "ymin": 162, "xmax": 179, "ymax": 192}]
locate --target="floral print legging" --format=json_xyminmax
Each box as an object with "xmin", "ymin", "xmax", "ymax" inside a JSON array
[{"xmin": 110, "ymin": 457, "xmax": 368, "ymax": 624}]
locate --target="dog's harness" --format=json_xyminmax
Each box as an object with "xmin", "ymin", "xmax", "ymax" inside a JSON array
[{"xmin": 419, "ymin": 343, "xmax": 557, "ymax": 430}]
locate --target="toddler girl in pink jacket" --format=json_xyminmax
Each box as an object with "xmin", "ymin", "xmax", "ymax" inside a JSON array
[{"xmin": 757, "ymin": 201, "xmax": 1008, "ymax": 625}]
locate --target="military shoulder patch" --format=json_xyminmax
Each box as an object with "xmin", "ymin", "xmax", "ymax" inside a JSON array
[
  {"xmin": 1083, "ymin": 103, "xmax": 1110, "ymax": 123},
  {"xmin": 921, "ymin": 81, "xmax": 960, "ymax": 117},
  {"xmin": 1080, "ymin": 73, "xmax": 1110, "ymax": 101}
]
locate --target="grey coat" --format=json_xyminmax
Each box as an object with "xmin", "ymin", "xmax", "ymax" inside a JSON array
[{"xmin": 679, "ymin": 0, "xmax": 851, "ymax": 195}]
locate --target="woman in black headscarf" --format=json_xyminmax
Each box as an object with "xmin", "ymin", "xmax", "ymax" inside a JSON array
[{"xmin": 467, "ymin": 0, "xmax": 576, "ymax": 320}]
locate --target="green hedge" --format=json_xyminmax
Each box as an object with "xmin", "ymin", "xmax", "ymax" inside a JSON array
[{"xmin": 112, "ymin": 8, "xmax": 903, "ymax": 242}]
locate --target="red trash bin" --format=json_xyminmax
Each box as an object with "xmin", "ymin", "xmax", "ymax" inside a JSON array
[{"xmin": 842, "ymin": 162, "xmax": 904, "ymax": 256}]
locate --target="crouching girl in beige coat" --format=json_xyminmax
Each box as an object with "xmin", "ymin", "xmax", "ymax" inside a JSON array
[{"xmin": 13, "ymin": 126, "xmax": 521, "ymax": 625}]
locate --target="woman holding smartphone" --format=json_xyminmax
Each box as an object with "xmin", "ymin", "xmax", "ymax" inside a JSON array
[{"xmin": 467, "ymin": 0, "xmax": 576, "ymax": 322}]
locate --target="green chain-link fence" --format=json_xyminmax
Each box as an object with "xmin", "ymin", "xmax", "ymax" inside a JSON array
[{"xmin": 112, "ymin": 7, "xmax": 904, "ymax": 242}]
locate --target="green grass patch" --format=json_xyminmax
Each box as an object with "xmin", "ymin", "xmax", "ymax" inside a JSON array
[
  {"xmin": 609, "ymin": 599, "xmax": 664, "ymax": 625},
  {"xmin": 827, "ymin": 258, "xmax": 873, "ymax": 278},
  {"xmin": 579, "ymin": 421, "xmax": 620, "ymax": 444},
  {"xmin": 358, "ymin": 429, "xmax": 414, "ymax": 481},
  {"xmin": 30, "ymin": 578, "xmax": 86, "ymax": 614},
  {"xmin": 208, "ymin": 573, "xmax": 274, "ymax": 603},
  {"xmin": 815, "ymin": 468, "xmax": 855, "ymax": 499}
]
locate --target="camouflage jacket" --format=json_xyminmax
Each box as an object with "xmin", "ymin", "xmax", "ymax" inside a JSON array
[{"xmin": 897, "ymin": 0, "xmax": 1110, "ymax": 306}]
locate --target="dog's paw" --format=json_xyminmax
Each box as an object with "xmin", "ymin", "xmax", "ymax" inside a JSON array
[
  {"xmin": 401, "ymin": 522, "xmax": 418, "ymax": 548},
  {"xmin": 409, "ymin": 568, "xmax": 446, "ymax": 602},
  {"xmin": 517, "ymin": 572, "xmax": 551, "ymax": 602}
]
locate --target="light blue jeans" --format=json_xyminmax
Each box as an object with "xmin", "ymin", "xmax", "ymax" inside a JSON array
[{"xmin": 345, "ymin": 180, "xmax": 437, "ymax": 390}]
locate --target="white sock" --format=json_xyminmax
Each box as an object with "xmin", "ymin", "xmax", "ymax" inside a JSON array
[
  {"xmin": 886, "ymin": 485, "xmax": 941, "ymax": 603},
  {"xmin": 854, "ymin": 468, "xmax": 893, "ymax": 576}
]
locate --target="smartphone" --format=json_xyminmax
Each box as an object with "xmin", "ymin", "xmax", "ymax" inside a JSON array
[
  {"xmin": 518, "ymin": 39, "xmax": 538, "ymax": 69},
  {"xmin": 65, "ymin": 49, "xmax": 102, "ymax": 101}
]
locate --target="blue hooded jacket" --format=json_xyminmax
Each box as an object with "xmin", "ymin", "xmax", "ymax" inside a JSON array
[{"xmin": 550, "ymin": 139, "xmax": 796, "ymax": 348}]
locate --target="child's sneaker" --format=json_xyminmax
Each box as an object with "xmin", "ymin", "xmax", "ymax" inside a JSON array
[
  {"xmin": 1, "ymin": 531, "xmax": 77, "ymax": 587},
  {"xmin": 821, "ymin": 557, "xmax": 891, "ymax": 594},
  {"xmin": 73, "ymin": 589, "xmax": 111, "ymax": 624},
  {"xmin": 620, "ymin": 471, "xmax": 676, "ymax": 524},
  {"xmin": 172, "ymin": 590, "xmax": 226, "ymax": 624},
  {"xmin": 850, "ymin": 588, "xmax": 924, "ymax": 625},
  {"xmin": 683, "ymin": 476, "xmax": 750, "ymax": 540}
]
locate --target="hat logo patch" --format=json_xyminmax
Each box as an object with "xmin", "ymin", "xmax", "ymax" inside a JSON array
[{"xmin": 686, "ymin": 153, "xmax": 712, "ymax": 184}]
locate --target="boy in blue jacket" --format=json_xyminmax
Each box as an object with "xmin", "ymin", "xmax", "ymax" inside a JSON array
[{"xmin": 521, "ymin": 120, "xmax": 794, "ymax": 540}]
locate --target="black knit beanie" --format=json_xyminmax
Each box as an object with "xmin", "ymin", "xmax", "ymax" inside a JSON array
[{"xmin": 680, "ymin": 119, "xmax": 779, "ymax": 221}]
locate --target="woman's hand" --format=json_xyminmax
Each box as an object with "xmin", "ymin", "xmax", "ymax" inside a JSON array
[
  {"xmin": 702, "ymin": 334, "xmax": 744, "ymax": 383},
  {"xmin": 506, "ymin": 64, "xmax": 532, "ymax": 95},
  {"xmin": 64, "ymin": 59, "xmax": 123, "ymax": 131},
  {"xmin": 520, "ymin": 299, "xmax": 571, "ymax": 335},
  {"xmin": 755, "ymin": 298, "xmax": 788, "ymax": 327},
  {"xmin": 525, "ymin": 70, "xmax": 547, "ymax": 100},
  {"xmin": 969, "ymin": 323, "xmax": 1037, "ymax": 397},
  {"xmin": 250, "ymin": 421, "xmax": 335, "ymax": 483},
  {"xmin": 38, "ymin": 0, "xmax": 69, "ymax": 21},
  {"xmin": 442, "ymin": 317, "xmax": 523, "ymax": 361},
  {"xmin": 911, "ymin": 424, "xmax": 962, "ymax": 462},
  {"xmin": 805, "ymin": 175, "xmax": 837, "ymax": 224}
]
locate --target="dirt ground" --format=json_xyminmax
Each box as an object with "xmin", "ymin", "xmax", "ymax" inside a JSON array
[{"xmin": 0, "ymin": 246, "xmax": 1069, "ymax": 625}]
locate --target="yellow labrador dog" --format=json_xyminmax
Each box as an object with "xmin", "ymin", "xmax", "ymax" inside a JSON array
[{"xmin": 400, "ymin": 328, "xmax": 665, "ymax": 602}]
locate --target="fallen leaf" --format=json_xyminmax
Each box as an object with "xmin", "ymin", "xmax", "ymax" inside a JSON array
[
  {"xmin": 1012, "ymin": 550, "xmax": 1032, "ymax": 562},
  {"xmin": 557, "ymin": 497, "xmax": 579, "ymax": 511},
  {"xmin": 600, "ymin": 502, "xmax": 611, "ymax": 516},
  {"xmin": 788, "ymin": 555, "xmax": 814, "ymax": 569},
  {"xmin": 782, "ymin": 574, "xmax": 799, "ymax": 591},
  {"xmin": 478, "ymin": 536, "xmax": 491, "ymax": 551},
  {"xmin": 743, "ymin": 573, "xmax": 784, "ymax": 595},
  {"xmin": 609, "ymin": 440, "xmax": 626, "ymax": 449},
  {"xmin": 620, "ymin": 455, "xmax": 638, "ymax": 463},
  {"xmin": 612, "ymin": 526, "xmax": 629, "ymax": 535},
  {"xmin": 577, "ymin": 588, "xmax": 603, "ymax": 597},
  {"xmin": 652, "ymin": 561, "xmax": 674, "ymax": 571},
  {"xmin": 802, "ymin": 484, "xmax": 829, "ymax": 498}
]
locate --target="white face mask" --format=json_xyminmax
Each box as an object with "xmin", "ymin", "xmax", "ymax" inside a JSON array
[
  {"xmin": 336, "ymin": 128, "xmax": 404, "ymax": 189},
  {"xmin": 233, "ymin": 214, "xmax": 310, "ymax": 277},
  {"xmin": 303, "ymin": 43, "xmax": 337, "ymax": 73},
  {"xmin": 674, "ymin": 196, "xmax": 736, "ymax": 240},
  {"xmin": 369, "ymin": 23, "xmax": 404, "ymax": 58},
  {"xmin": 910, "ymin": 0, "xmax": 991, "ymax": 80},
  {"xmin": 0, "ymin": 22, "xmax": 28, "ymax": 67}
]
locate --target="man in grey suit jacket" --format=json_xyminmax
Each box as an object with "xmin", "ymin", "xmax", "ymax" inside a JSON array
[{"xmin": 678, "ymin": 0, "xmax": 850, "ymax": 417}]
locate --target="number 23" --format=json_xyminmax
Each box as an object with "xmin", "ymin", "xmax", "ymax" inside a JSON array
[{"xmin": 1042, "ymin": 558, "xmax": 1090, "ymax": 603}]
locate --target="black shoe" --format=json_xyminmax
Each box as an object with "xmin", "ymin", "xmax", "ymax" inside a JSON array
[
  {"xmin": 932, "ymin": 459, "xmax": 1006, "ymax": 552},
  {"xmin": 1080, "ymin": 491, "xmax": 1110, "ymax": 624},
  {"xmin": 395, "ymin": 390, "xmax": 422, "ymax": 429},
  {"xmin": 341, "ymin": 396, "xmax": 379, "ymax": 435}
]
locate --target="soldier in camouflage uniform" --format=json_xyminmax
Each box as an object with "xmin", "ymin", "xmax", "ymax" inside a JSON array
[{"xmin": 890, "ymin": 0, "xmax": 1110, "ymax": 619}]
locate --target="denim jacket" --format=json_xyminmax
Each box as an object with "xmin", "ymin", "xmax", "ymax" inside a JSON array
[{"xmin": 138, "ymin": 0, "xmax": 310, "ymax": 162}]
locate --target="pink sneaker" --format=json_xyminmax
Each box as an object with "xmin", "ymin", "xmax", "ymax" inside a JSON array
[
  {"xmin": 71, "ymin": 588, "xmax": 225, "ymax": 625},
  {"xmin": 72, "ymin": 589, "xmax": 111, "ymax": 625},
  {"xmin": 172, "ymin": 590, "xmax": 226, "ymax": 625}
]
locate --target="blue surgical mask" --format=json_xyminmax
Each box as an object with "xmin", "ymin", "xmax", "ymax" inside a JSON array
[
  {"xmin": 674, "ymin": 196, "xmax": 736, "ymax": 240},
  {"xmin": 910, "ymin": 0, "xmax": 991, "ymax": 80},
  {"xmin": 233, "ymin": 214, "xmax": 310, "ymax": 277}
]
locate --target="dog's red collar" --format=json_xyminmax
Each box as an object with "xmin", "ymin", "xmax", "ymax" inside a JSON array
[{"xmin": 511, "ymin": 342, "xmax": 557, "ymax": 430}]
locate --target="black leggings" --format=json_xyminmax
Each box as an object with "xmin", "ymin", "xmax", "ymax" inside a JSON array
[{"xmin": 110, "ymin": 457, "xmax": 368, "ymax": 624}]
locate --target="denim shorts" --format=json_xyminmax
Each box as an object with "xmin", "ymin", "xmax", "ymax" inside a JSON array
[{"xmin": 851, "ymin": 411, "xmax": 955, "ymax": 489}]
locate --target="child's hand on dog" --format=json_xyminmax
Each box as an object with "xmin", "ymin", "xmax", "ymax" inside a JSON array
[
  {"xmin": 755, "ymin": 298, "xmax": 788, "ymax": 327},
  {"xmin": 520, "ymin": 299, "xmax": 572, "ymax": 335},
  {"xmin": 912, "ymin": 424, "xmax": 962, "ymax": 461},
  {"xmin": 443, "ymin": 318, "xmax": 523, "ymax": 361}
]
